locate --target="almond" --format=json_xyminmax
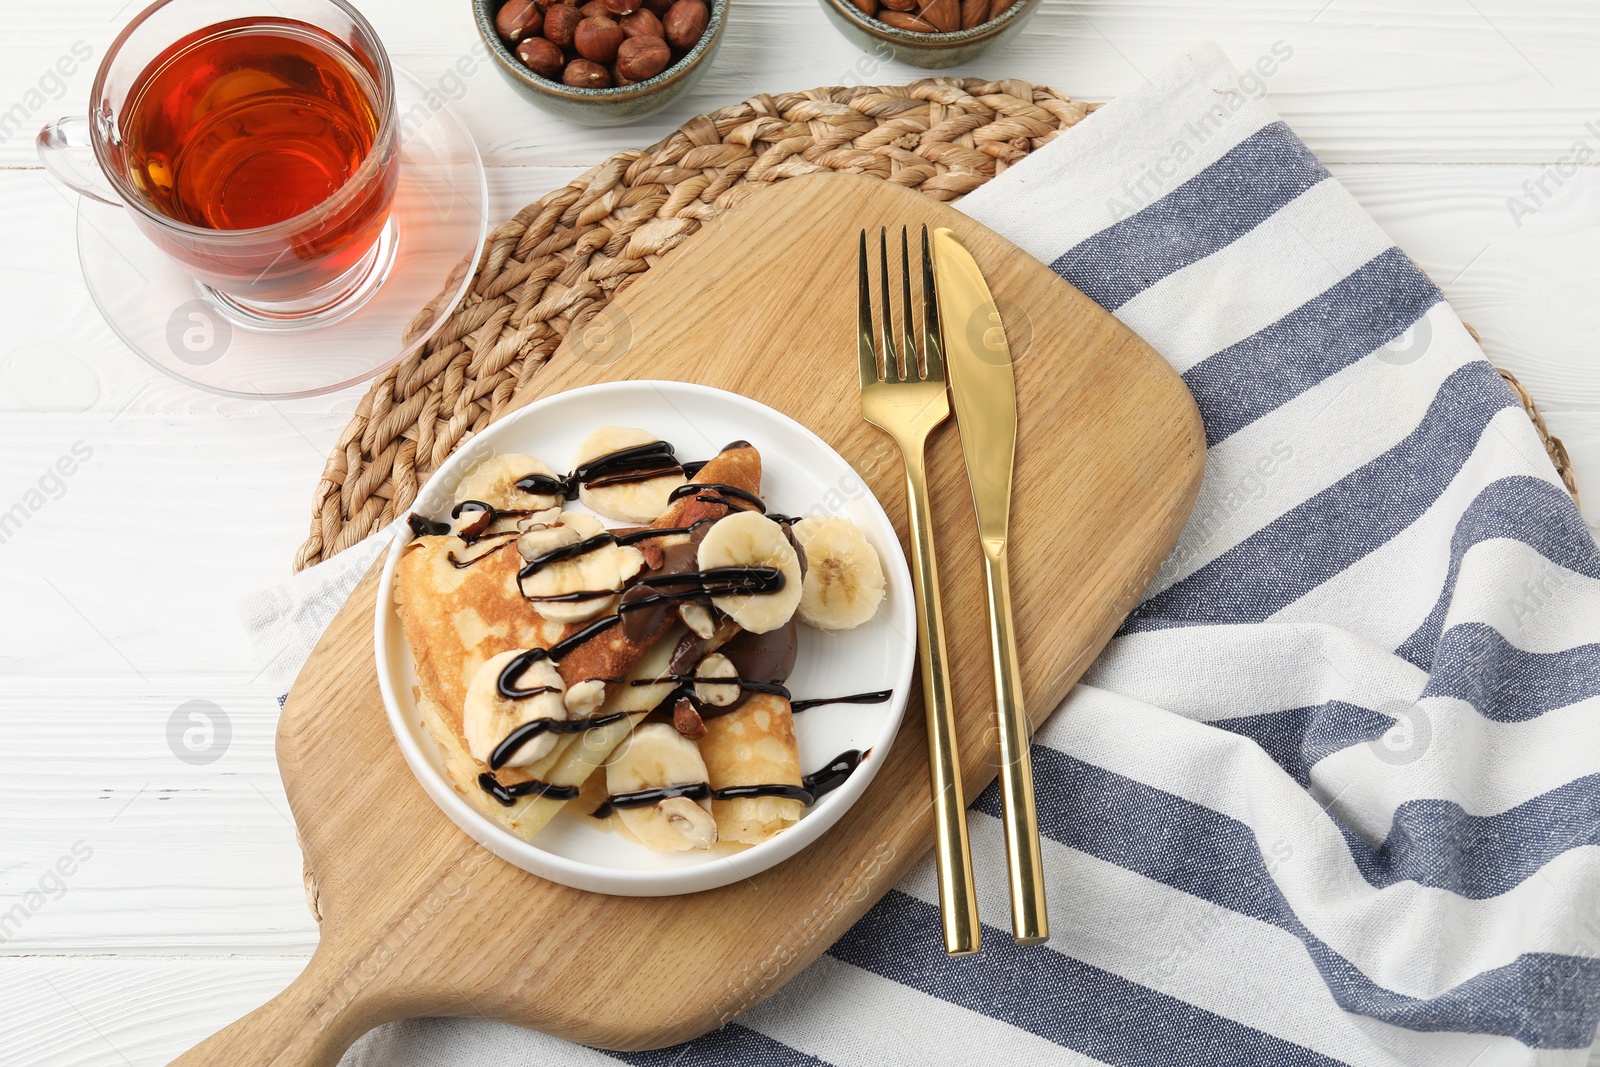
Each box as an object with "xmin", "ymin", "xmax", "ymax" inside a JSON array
[
  {"xmin": 878, "ymin": 9, "xmax": 937, "ymax": 30},
  {"xmin": 918, "ymin": 0, "xmax": 959, "ymax": 32}
]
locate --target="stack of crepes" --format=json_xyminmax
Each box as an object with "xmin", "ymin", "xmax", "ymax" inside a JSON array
[{"xmin": 393, "ymin": 429, "xmax": 886, "ymax": 853}]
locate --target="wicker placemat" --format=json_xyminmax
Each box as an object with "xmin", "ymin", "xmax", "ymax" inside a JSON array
[{"xmin": 293, "ymin": 78, "xmax": 1577, "ymax": 570}]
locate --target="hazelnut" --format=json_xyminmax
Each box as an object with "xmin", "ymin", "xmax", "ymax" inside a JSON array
[
  {"xmin": 619, "ymin": 7, "xmax": 664, "ymax": 37},
  {"xmin": 641, "ymin": 0, "xmax": 674, "ymax": 14},
  {"xmin": 672, "ymin": 697, "xmax": 707, "ymax": 740},
  {"xmin": 615, "ymin": 34, "xmax": 671, "ymax": 80},
  {"xmin": 496, "ymin": 0, "xmax": 544, "ymax": 40},
  {"xmin": 543, "ymin": 3, "xmax": 581, "ymax": 47},
  {"xmin": 563, "ymin": 58, "xmax": 613, "ymax": 88},
  {"xmin": 603, "ymin": 0, "xmax": 642, "ymax": 13},
  {"xmin": 663, "ymin": 0, "xmax": 709, "ymax": 49},
  {"xmin": 580, "ymin": 0, "xmax": 609, "ymax": 16},
  {"xmin": 516, "ymin": 36, "xmax": 565, "ymax": 79},
  {"xmin": 574, "ymin": 15, "xmax": 626, "ymax": 62}
]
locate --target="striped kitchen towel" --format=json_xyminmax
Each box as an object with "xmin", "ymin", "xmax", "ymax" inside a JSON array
[{"xmin": 243, "ymin": 41, "xmax": 1600, "ymax": 1067}]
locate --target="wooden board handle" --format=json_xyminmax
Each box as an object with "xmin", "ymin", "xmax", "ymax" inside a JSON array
[{"xmin": 166, "ymin": 948, "xmax": 386, "ymax": 1067}]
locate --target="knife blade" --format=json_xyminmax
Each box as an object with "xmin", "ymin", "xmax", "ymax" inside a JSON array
[
  {"xmin": 932, "ymin": 226, "xmax": 1017, "ymax": 549},
  {"xmin": 931, "ymin": 227, "xmax": 1049, "ymax": 945}
]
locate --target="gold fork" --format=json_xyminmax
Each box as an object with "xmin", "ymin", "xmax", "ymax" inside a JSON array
[{"xmin": 857, "ymin": 225, "xmax": 980, "ymax": 957}]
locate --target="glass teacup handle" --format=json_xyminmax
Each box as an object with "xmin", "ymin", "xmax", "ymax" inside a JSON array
[{"xmin": 37, "ymin": 116, "xmax": 121, "ymax": 207}]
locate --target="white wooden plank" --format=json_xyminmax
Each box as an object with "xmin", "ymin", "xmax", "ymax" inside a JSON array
[
  {"xmin": 6, "ymin": 0, "xmax": 1600, "ymax": 170},
  {"xmin": 1333, "ymin": 163, "xmax": 1600, "ymax": 413},
  {"xmin": 0, "ymin": 678, "xmax": 317, "ymax": 954},
  {"xmin": 0, "ymin": 956, "xmax": 305, "ymax": 1067}
]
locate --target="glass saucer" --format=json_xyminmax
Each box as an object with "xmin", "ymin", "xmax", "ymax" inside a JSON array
[{"xmin": 74, "ymin": 66, "xmax": 488, "ymax": 399}]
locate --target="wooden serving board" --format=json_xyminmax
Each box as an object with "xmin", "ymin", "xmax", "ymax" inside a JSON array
[{"xmin": 171, "ymin": 173, "xmax": 1205, "ymax": 1064}]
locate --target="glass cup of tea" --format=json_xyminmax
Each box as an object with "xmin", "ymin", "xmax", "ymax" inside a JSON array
[{"xmin": 37, "ymin": 0, "xmax": 399, "ymax": 328}]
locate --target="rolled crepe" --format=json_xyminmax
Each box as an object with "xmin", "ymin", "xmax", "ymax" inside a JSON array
[
  {"xmin": 393, "ymin": 442, "xmax": 764, "ymax": 841},
  {"xmin": 699, "ymin": 691, "xmax": 805, "ymax": 845}
]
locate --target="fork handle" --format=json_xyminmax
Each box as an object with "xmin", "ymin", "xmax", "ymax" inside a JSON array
[
  {"xmin": 901, "ymin": 445, "xmax": 981, "ymax": 956},
  {"xmin": 981, "ymin": 545, "xmax": 1049, "ymax": 945}
]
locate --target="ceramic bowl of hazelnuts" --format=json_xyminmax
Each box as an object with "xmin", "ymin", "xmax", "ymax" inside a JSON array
[
  {"xmin": 817, "ymin": 0, "xmax": 1038, "ymax": 67},
  {"xmin": 475, "ymin": 0, "xmax": 724, "ymax": 125}
]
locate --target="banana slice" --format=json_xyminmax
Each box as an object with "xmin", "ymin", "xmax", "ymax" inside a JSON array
[
  {"xmin": 564, "ymin": 678, "xmax": 606, "ymax": 717},
  {"xmin": 792, "ymin": 516, "xmax": 886, "ymax": 631},
  {"xmin": 515, "ymin": 508, "xmax": 603, "ymax": 561},
  {"xmin": 455, "ymin": 453, "xmax": 565, "ymax": 511},
  {"xmin": 605, "ymin": 723, "xmax": 717, "ymax": 851},
  {"xmin": 463, "ymin": 650, "xmax": 566, "ymax": 768},
  {"xmin": 696, "ymin": 511, "xmax": 804, "ymax": 634},
  {"xmin": 517, "ymin": 509, "xmax": 644, "ymax": 623},
  {"xmin": 573, "ymin": 426, "xmax": 687, "ymax": 524}
]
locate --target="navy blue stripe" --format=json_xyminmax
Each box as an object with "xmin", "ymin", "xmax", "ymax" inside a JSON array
[
  {"xmin": 830, "ymin": 889, "xmax": 1350, "ymax": 1066},
  {"xmin": 1184, "ymin": 249, "xmax": 1443, "ymax": 446},
  {"xmin": 1212, "ymin": 701, "xmax": 1394, "ymax": 788},
  {"xmin": 606, "ymin": 1025, "xmax": 831, "ymax": 1067},
  {"xmin": 1051, "ymin": 122, "xmax": 1331, "ymax": 310},
  {"xmin": 1217, "ymin": 625, "xmax": 1600, "ymax": 784},
  {"xmin": 1123, "ymin": 360, "xmax": 1521, "ymax": 633},
  {"xmin": 1397, "ymin": 476, "xmax": 1600, "ymax": 668},
  {"xmin": 1341, "ymin": 772, "xmax": 1600, "ymax": 898},
  {"xmin": 971, "ymin": 748, "xmax": 1600, "ymax": 1047},
  {"xmin": 1424, "ymin": 622, "xmax": 1600, "ymax": 718}
]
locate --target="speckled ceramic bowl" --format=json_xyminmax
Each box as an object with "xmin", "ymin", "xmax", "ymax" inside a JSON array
[
  {"xmin": 817, "ymin": 0, "xmax": 1039, "ymax": 68},
  {"xmin": 473, "ymin": 0, "xmax": 725, "ymax": 126}
]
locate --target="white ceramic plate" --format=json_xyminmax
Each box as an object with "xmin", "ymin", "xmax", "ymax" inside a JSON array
[{"xmin": 375, "ymin": 380, "xmax": 916, "ymax": 895}]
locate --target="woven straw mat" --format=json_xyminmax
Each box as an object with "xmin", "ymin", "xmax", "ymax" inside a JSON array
[{"xmin": 293, "ymin": 78, "xmax": 1578, "ymax": 571}]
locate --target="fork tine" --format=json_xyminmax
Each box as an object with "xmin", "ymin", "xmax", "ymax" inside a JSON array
[
  {"xmin": 857, "ymin": 229, "xmax": 880, "ymax": 387},
  {"xmin": 920, "ymin": 225, "xmax": 946, "ymax": 383},
  {"xmin": 878, "ymin": 228, "xmax": 901, "ymax": 380},
  {"xmin": 900, "ymin": 227, "xmax": 917, "ymax": 380}
]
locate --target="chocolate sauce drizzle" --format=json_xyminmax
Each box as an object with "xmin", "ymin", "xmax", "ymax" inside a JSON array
[
  {"xmin": 413, "ymin": 440, "xmax": 754, "ymax": 576},
  {"xmin": 488, "ymin": 711, "xmax": 634, "ymax": 771},
  {"xmin": 502, "ymin": 438, "xmax": 750, "ymax": 505},
  {"xmin": 513, "ymin": 521, "xmax": 722, "ymax": 587},
  {"xmin": 478, "ymin": 773, "xmax": 582, "ymax": 806},
  {"xmin": 790, "ymin": 690, "xmax": 894, "ymax": 713},
  {"xmin": 666, "ymin": 482, "xmax": 767, "ymax": 513},
  {"xmin": 407, "ymin": 513, "xmax": 452, "ymax": 537},
  {"xmin": 446, "ymin": 533, "xmax": 519, "ymax": 569},
  {"xmin": 630, "ymin": 675, "xmax": 891, "ymax": 720},
  {"xmin": 587, "ymin": 748, "xmax": 869, "ymax": 820}
]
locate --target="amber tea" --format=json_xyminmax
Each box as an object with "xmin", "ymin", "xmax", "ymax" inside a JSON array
[{"xmin": 111, "ymin": 18, "xmax": 397, "ymax": 301}]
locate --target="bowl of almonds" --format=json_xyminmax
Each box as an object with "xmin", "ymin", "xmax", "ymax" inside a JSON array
[
  {"xmin": 817, "ymin": 0, "xmax": 1036, "ymax": 67},
  {"xmin": 475, "ymin": 0, "xmax": 725, "ymax": 125}
]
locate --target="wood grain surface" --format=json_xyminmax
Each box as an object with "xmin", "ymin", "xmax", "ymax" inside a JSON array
[{"xmin": 164, "ymin": 173, "xmax": 1204, "ymax": 1063}]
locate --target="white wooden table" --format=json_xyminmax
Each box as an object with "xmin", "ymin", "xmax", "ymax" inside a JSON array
[{"xmin": 2, "ymin": 1, "xmax": 1598, "ymax": 1062}]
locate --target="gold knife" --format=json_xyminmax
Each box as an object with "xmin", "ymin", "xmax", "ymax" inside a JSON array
[{"xmin": 931, "ymin": 227, "xmax": 1049, "ymax": 946}]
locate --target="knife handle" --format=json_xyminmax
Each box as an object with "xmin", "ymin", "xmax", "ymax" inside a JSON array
[
  {"xmin": 981, "ymin": 546, "xmax": 1049, "ymax": 945},
  {"xmin": 902, "ymin": 447, "xmax": 981, "ymax": 957}
]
